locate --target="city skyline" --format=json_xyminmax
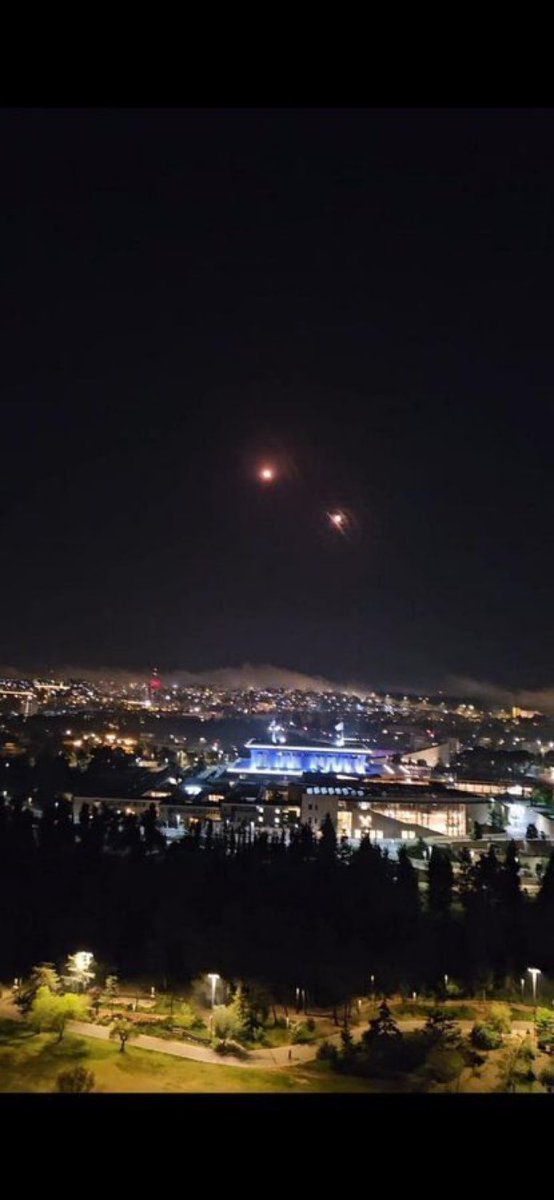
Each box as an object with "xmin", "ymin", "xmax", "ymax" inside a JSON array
[{"xmin": 2, "ymin": 659, "xmax": 554, "ymax": 713}]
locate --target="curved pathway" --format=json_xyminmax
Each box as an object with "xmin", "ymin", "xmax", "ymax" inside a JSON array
[
  {"xmin": 66, "ymin": 1020, "xmax": 317, "ymax": 1069},
  {"xmin": 67, "ymin": 1014, "xmax": 535, "ymax": 1070}
]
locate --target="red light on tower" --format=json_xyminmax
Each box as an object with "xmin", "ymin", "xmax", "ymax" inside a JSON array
[{"xmin": 149, "ymin": 668, "xmax": 161, "ymax": 703}]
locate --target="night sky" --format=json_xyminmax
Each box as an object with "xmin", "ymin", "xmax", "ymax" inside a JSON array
[{"xmin": 1, "ymin": 108, "xmax": 553, "ymax": 691}]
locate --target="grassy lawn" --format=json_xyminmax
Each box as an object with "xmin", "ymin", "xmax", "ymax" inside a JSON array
[
  {"xmin": 0, "ymin": 1020, "xmax": 383, "ymax": 1094},
  {"xmin": 2, "ymin": 1019, "xmax": 550, "ymax": 1094}
]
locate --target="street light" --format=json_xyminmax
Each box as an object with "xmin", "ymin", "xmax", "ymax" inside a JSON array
[
  {"xmin": 74, "ymin": 951, "xmax": 94, "ymax": 974},
  {"xmin": 207, "ymin": 973, "xmax": 220, "ymax": 1008},
  {"xmin": 68, "ymin": 951, "xmax": 95, "ymax": 993},
  {"xmin": 207, "ymin": 973, "xmax": 220, "ymax": 1035},
  {"xmin": 527, "ymin": 967, "xmax": 541, "ymax": 1005},
  {"xmin": 520, "ymin": 977, "xmax": 525, "ymax": 1000}
]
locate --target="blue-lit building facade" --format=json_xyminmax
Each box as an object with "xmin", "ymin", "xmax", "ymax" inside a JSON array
[{"xmin": 228, "ymin": 738, "xmax": 389, "ymax": 779}]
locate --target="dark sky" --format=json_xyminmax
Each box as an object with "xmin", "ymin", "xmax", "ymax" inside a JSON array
[{"xmin": 1, "ymin": 108, "xmax": 552, "ymax": 690}]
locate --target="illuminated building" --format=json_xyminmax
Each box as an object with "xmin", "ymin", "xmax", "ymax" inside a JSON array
[
  {"xmin": 301, "ymin": 784, "xmax": 491, "ymax": 840},
  {"xmin": 228, "ymin": 734, "xmax": 391, "ymax": 779}
]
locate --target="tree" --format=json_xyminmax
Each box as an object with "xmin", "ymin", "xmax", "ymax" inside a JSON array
[
  {"xmin": 89, "ymin": 987, "xmax": 102, "ymax": 1019},
  {"xmin": 526, "ymin": 824, "xmax": 539, "ymax": 840},
  {"xmin": 141, "ymin": 804, "xmax": 164, "ymax": 853},
  {"xmin": 30, "ymin": 987, "xmax": 88, "ymax": 1041},
  {"xmin": 424, "ymin": 1045, "xmax": 465, "ymax": 1087},
  {"xmin": 212, "ymin": 1003, "xmax": 242, "ymax": 1043},
  {"xmin": 490, "ymin": 803, "xmax": 506, "ymax": 832},
  {"xmin": 424, "ymin": 1008, "xmax": 461, "ymax": 1046},
  {"xmin": 536, "ymin": 1009, "xmax": 554, "ymax": 1052},
  {"xmin": 470, "ymin": 1021, "xmax": 502, "ymax": 1050},
  {"xmin": 498, "ymin": 1040, "xmax": 536, "ymax": 1093},
  {"xmin": 318, "ymin": 814, "xmax": 337, "ymax": 866},
  {"xmin": 487, "ymin": 1003, "xmax": 512, "ymax": 1036},
  {"xmin": 104, "ymin": 975, "xmax": 119, "ymax": 1016},
  {"xmin": 338, "ymin": 835, "xmax": 353, "ymax": 867},
  {"xmin": 406, "ymin": 837, "xmax": 427, "ymax": 860},
  {"xmin": 246, "ymin": 981, "xmax": 271, "ymax": 1027},
  {"xmin": 395, "ymin": 846, "xmax": 420, "ymax": 908},
  {"xmin": 500, "ymin": 841, "xmax": 522, "ymax": 908},
  {"xmin": 340, "ymin": 1027, "xmax": 355, "ymax": 1058},
  {"xmin": 539, "ymin": 1064, "xmax": 554, "ymax": 1092},
  {"xmin": 472, "ymin": 846, "xmax": 500, "ymax": 903},
  {"xmin": 17, "ymin": 963, "xmax": 61, "ymax": 1013},
  {"xmin": 172, "ymin": 1002, "xmax": 202, "ymax": 1031},
  {"xmin": 78, "ymin": 802, "xmax": 91, "ymax": 836},
  {"xmin": 532, "ymin": 786, "xmax": 554, "ymax": 812},
  {"xmin": 56, "ymin": 1066, "xmax": 95, "ymax": 1093},
  {"xmin": 109, "ymin": 1019, "xmax": 132, "ymax": 1053},
  {"xmin": 363, "ymin": 1001, "xmax": 402, "ymax": 1043},
  {"xmin": 457, "ymin": 846, "xmax": 473, "ymax": 905},
  {"xmin": 539, "ymin": 852, "xmax": 554, "ymax": 905},
  {"xmin": 233, "ymin": 985, "xmax": 258, "ymax": 1040},
  {"xmin": 428, "ymin": 847, "xmax": 453, "ymax": 914}
]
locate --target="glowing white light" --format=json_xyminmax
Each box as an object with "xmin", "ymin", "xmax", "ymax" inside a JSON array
[
  {"xmin": 527, "ymin": 966, "xmax": 542, "ymax": 1003},
  {"xmin": 73, "ymin": 951, "xmax": 94, "ymax": 974},
  {"xmin": 207, "ymin": 973, "xmax": 220, "ymax": 1007}
]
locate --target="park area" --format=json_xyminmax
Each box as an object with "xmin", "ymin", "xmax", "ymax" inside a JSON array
[
  {"xmin": 0, "ymin": 1018, "xmax": 381, "ymax": 1093},
  {"xmin": 2, "ymin": 964, "xmax": 554, "ymax": 1094}
]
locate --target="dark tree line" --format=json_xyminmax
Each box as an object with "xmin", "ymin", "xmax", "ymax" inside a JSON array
[{"xmin": 1, "ymin": 796, "xmax": 553, "ymax": 1007}]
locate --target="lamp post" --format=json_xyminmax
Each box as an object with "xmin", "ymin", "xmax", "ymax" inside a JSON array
[
  {"xmin": 527, "ymin": 967, "xmax": 542, "ymax": 1043},
  {"xmin": 208, "ymin": 973, "xmax": 219, "ymax": 1009},
  {"xmin": 520, "ymin": 977, "xmax": 525, "ymax": 1000},
  {"xmin": 207, "ymin": 973, "xmax": 220, "ymax": 1035},
  {"xmin": 527, "ymin": 967, "xmax": 541, "ymax": 1006}
]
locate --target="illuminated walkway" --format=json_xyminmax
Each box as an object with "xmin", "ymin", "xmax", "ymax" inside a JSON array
[
  {"xmin": 67, "ymin": 1016, "xmax": 534, "ymax": 1070},
  {"xmin": 66, "ymin": 1020, "xmax": 319, "ymax": 1069}
]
